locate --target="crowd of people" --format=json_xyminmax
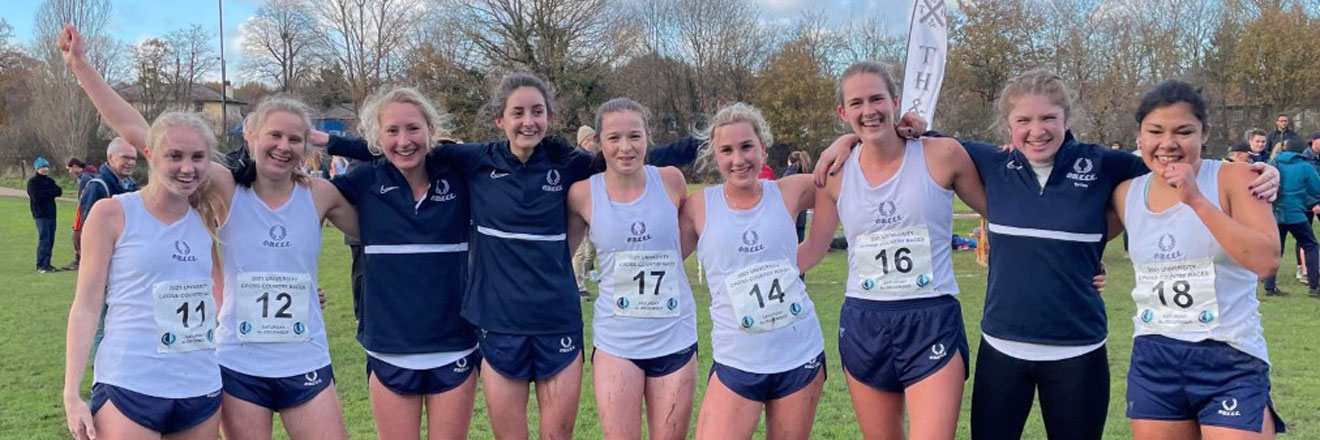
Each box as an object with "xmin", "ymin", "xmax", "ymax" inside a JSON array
[{"xmin": 47, "ymin": 20, "xmax": 1299, "ymax": 440}]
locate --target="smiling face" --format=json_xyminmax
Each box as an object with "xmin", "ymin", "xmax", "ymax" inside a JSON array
[
  {"xmin": 1249, "ymin": 134, "xmax": 1267, "ymax": 153},
  {"xmin": 375, "ymin": 101, "xmax": 432, "ymax": 172},
  {"xmin": 1007, "ymin": 94, "xmax": 1068, "ymax": 164},
  {"xmin": 1138, "ymin": 102, "xmax": 1208, "ymax": 176},
  {"xmin": 495, "ymin": 87, "xmax": 550, "ymax": 151},
  {"xmin": 247, "ymin": 110, "xmax": 307, "ymax": 179},
  {"xmin": 711, "ymin": 122, "xmax": 766, "ymax": 189},
  {"xmin": 599, "ymin": 110, "xmax": 648, "ymax": 175},
  {"xmin": 837, "ymin": 72, "xmax": 899, "ymax": 146},
  {"xmin": 151, "ymin": 127, "xmax": 211, "ymax": 198}
]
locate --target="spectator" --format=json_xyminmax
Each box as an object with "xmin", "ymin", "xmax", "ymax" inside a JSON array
[
  {"xmin": 1264, "ymin": 138, "xmax": 1320, "ymax": 297},
  {"xmin": 1110, "ymin": 141, "xmax": 1123, "ymax": 151},
  {"xmin": 1290, "ymin": 131, "xmax": 1320, "ymax": 283},
  {"xmin": 61, "ymin": 158, "xmax": 96, "ymax": 270},
  {"xmin": 1226, "ymin": 143, "xmax": 1253, "ymax": 163},
  {"xmin": 1265, "ymin": 114, "xmax": 1297, "ymax": 159},
  {"xmin": 1246, "ymin": 128, "xmax": 1269, "ymax": 163},
  {"xmin": 572, "ymin": 125, "xmax": 598, "ymax": 300},
  {"xmin": 26, "ymin": 157, "xmax": 62, "ymax": 273},
  {"xmin": 783, "ymin": 150, "xmax": 813, "ymax": 242},
  {"xmin": 758, "ymin": 163, "xmax": 775, "ymax": 179}
]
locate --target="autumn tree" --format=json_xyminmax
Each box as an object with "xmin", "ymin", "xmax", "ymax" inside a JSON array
[{"xmin": 752, "ymin": 36, "xmax": 838, "ymax": 166}]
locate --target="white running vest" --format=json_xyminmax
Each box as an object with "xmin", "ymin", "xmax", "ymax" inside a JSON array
[
  {"xmin": 697, "ymin": 180, "xmax": 824, "ymax": 373},
  {"xmin": 217, "ymin": 185, "xmax": 331, "ymax": 377},
  {"xmin": 839, "ymin": 139, "xmax": 958, "ymax": 301},
  {"xmin": 589, "ymin": 166, "xmax": 698, "ymax": 359},
  {"xmin": 94, "ymin": 191, "xmax": 220, "ymax": 398},
  {"xmin": 1124, "ymin": 160, "xmax": 1268, "ymax": 363}
]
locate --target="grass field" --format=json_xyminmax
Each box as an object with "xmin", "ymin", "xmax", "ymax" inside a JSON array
[{"xmin": 2, "ymin": 195, "xmax": 1318, "ymax": 439}]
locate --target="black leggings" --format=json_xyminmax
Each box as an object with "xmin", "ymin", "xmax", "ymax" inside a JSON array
[{"xmin": 970, "ymin": 339, "xmax": 1110, "ymax": 440}]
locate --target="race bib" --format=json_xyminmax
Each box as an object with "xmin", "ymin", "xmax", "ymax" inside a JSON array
[
  {"xmin": 235, "ymin": 272, "xmax": 312, "ymax": 343},
  {"xmin": 152, "ymin": 279, "xmax": 216, "ymax": 353},
  {"xmin": 1133, "ymin": 259, "xmax": 1219, "ymax": 333},
  {"xmin": 853, "ymin": 226, "xmax": 936, "ymax": 297},
  {"xmin": 611, "ymin": 251, "xmax": 682, "ymax": 318},
  {"xmin": 724, "ymin": 261, "xmax": 807, "ymax": 333}
]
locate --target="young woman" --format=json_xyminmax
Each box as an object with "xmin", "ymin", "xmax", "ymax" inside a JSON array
[
  {"xmin": 680, "ymin": 103, "xmax": 826, "ymax": 440},
  {"xmin": 61, "ymin": 30, "xmax": 226, "ymax": 440},
  {"xmin": 328, "ymin": 86, "xmax": 481, "ymax": 440},
  {"xmin": 1115, "ymin": 79, "xmax": 1285, "ymax": 439},
  {"xmin": 59, "ymin": 25, "xmax": 358, "ymax": 440},
  {"xmin": 798, "ymin": 62, "xmax": 987, "ymax": 440},
  {"xmin": 565, "ymin": 98, "xmax": 698, "ymax": 440}
]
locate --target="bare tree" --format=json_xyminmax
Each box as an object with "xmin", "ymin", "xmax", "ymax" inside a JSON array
[
  {"xmin": 163, "ymin": 24, "xmax": 219, "ymax": 105},
  {"xmin": 30, "ymin": 0, "xmax": 120, "ymax": 162},
  {"xmin": 314, "ymin": 0, "xmax": 424, "ymax": 104},
  {"xmin": 242, "ymin": 0, "xmax": 322, "ymax": 92},
  {"xmin": 671, "ymin": 0, "xmax": 769, "ymax": 111}
]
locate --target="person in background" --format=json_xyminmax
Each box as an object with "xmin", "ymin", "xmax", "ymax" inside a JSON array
[
  {"xmin": 573, "ymin": 125, "xmax": 599, "ymax": 300},
  {"xmin": 63, "ymin": 158, "xmax": 97, "ymax": 270},
  {"xmin": 1111, "ymin": 141, "xmax": 1123, "ymax": 151},
  {"xmin": 1264, "ymin": 137, "xmax": 1320, "ymax": 297},
  {"xmin": 1226, "ymin": 143, "xmax": 1253, "ymax": 163},
  {"xmin": 758, "ymin": 163, "xmax": 775, "ymax": 179},
  {"xmin": 27, "ymin": 157, "xmax": 63, "ymax": 273},
  {"xmin": 783, "ymin": 150, "xmax": 813, "ymax": 243},
  {"xmin": 1247, "ymin": 128, "xmax": 1269, "ymax": 163},
  {"xmin": 1266, "ymin": 114, "xmax": 1298, "ymax": 159}
]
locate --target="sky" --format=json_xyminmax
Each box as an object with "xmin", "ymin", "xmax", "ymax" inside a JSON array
[{"xmin": 2, "ymin": 0, "xmax": 933, "ymax": 84}]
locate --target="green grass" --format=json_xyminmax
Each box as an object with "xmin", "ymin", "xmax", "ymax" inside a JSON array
[{"xmin": 1, "ymin": 196, "xmax": 1317, "ymax": 439}]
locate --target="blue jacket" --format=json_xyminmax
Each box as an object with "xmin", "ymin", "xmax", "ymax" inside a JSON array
[
  {"xmin": 76, "ymin": 164, "xmax": 138, "ymax": 230},
  {"xmin": 1270, "ymin": 151, "xmax": 1320, "ymax": 224}
]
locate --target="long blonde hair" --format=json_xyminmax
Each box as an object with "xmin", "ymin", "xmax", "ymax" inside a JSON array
[
  {"xmin": 146, "ymin": 111, "xmax": 224, "ymax": 235},
  {"xmin": 246, "ymin": 95, "xmax": 317, "ymax": 186},
  {"xmin": 696, "ymin": 102, "xmax": 774, "ymax": 176}
]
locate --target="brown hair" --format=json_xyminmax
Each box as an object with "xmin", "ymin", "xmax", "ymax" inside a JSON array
[
  {"xmin": 836, "ymin": 62, "xmax": 899, "ymax": 107},
  {"xmin": 789, "ymin": 150, "xmax": 813, "ymax": 173}
]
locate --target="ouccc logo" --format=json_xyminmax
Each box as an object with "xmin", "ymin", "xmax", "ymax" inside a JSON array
[
  {"xmin": 1217, "ymin": 398, "xmax": 1241, "ymax": 417},
  {"xmin": 172, "ymin": 240, "xmax": 198, "ymax": 262},
  {"xmin": 875, "ymin": 200, "xmax": 903, "ymax": 225},
  {"xmin": 1066, "ymin": 157, "xmax": 1097, "ymax": 186},
  {"xmin": 929, "ymin": 343, "xmax": 948, "ymax": 361},
  {"xmin": 627, "ymin": 221, "xmax": 652, "ymax": 243},
  {"xmin": 542, "ymin": 169, "xmax": 564, "ymax": 192},
  {"xmin": 558, "ymin": 336, "xmax": 576, "ymax": 353},
  {"xmin": 303, "ymin": 370, "xmax": 322, "ymax": 387},
  {"xmin": 738, "ymin": 230, "xmax": 764, "ymax": 253},
  {"xmin": 1154, "ymin": 233, "xmax": 1184, "ymax": 261},
  {"xmin": 431, "ymin": 178, "xmax": 456, "ymax": 202},
  {"xmin": 264, "ymin": 224, "xmax": 291, "ymax": 248},
  {"xmin": 454, "ymin": 356, "xmax": 470, "ymax": 373}
]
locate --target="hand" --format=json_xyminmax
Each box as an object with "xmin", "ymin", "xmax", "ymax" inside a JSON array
[
  {"xmin": 1093, "ymin": 264, "xmax": 1107, "ymax": 293},
  {"xmin": 318, "ymin": 287, "xmax": 327, "ymax": 308},
  {"xmin": 1246, "ymin": 162, "xmax": 1279, "ymax": 201},
  {"xmin": 813, "ymin": 134, "xmax": 860, "ymax": 187},
  {"xmin": 309, "ymin": 129, "xmax": 330, "ymax": 147},
  {"xmin": 64, "ymin": 397, "xmax": 96, "ymax": 440},
  {"xmin": 57, "ymin": 24, "xmax": 86, "ymax": 66},
  {"xmin": 896, "ymin": 111, "xmax": 928, "ymax": 140},
  {"xmin": 1311, "ymin": 205, "xmax": 1320, "ymax": 215},
  {"xmin": 1161, "ymin": 162, "xmax": 1203, "ymax": 205}
]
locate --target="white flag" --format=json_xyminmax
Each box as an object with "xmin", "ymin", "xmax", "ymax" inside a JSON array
[{"xmin": 901, "ymin": 0, "xmax": 948, "ymax": 130}]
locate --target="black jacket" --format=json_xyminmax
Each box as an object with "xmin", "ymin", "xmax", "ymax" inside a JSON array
[{"xmin": 26, "ymin": 174, "xmax": 62, "ymax": 219}]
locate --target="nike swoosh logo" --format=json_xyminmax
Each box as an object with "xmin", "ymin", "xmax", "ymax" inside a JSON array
[
  {"xmin": 379, "ymin": 186, "xmax": 399, "ymax": 194},
  {"xmin": 490, "ymin": 170, "xmax": 510, "ymax": 179}
]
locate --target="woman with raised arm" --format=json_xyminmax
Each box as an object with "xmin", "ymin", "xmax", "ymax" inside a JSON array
[
  {"xmin": 60, "ymin": 24, "xmax": 356, "ymax": 440},
  {"xmin": 565, "ymin": 98, "xmax": 698, "ymax": 440},
  {"xmin": 61, "ymin": 28, "xmax": 224, "ymax": 440},
  {"xmin": 1115, "ymin": 80, "xmax": 1284, "ymax": 440},
  {"xmin": 680, "ymin": 103, "xmax": 826, "ymax": 440}
]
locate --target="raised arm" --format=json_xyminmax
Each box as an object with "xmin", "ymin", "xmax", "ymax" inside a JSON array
[{"xmin": 59, "ymin": 25, "xmax": 148, "ymax": 151}]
